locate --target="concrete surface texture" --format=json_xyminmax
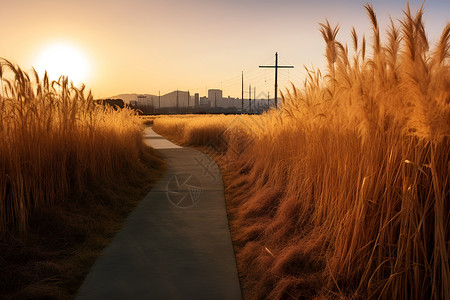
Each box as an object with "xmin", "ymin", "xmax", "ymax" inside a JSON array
[{"xmin": 76, "ymin": 127, "xmax": 242, "ymax": 300}]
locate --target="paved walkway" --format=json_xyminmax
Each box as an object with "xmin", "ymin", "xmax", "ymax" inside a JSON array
[{"xmin": 76, "ymin": 127, "xmax": 242, "ymax": 300}]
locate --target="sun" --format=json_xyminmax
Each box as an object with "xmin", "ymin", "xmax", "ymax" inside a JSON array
[{"xmin": 35, "ymin": 42, "xmax": 90, "ymax": 85}]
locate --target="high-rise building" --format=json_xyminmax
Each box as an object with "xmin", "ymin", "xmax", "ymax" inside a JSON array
[
  {"xmin": 194, "ymin": 93, "xmax": 199, "ymax": 107},
  {"xmin": 208, "ymin": 89, "xmax": 222, "ymax": 108}
]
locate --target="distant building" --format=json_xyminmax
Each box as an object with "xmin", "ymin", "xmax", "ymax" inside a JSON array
[
  {"xmin": 135, "ymin": 95, "xmax": 158, "ymax": 114},
  {"xmin": 121, "ymin": 88, "xmax": 273, "ymax": 114},
  {"xmin": 199, "ymin": 96, "xmax": 209, "ymax": 106},
  {"xmin": 217, "ymin": 96, "xmax": 241, "ymax": 109},
  {"xmin": 208, "ymin": 89, "xmax": 222, "ymax": 108},
  {"xmin": 194, "ymin": 93, "xmax": 199, "ymax": 107}
]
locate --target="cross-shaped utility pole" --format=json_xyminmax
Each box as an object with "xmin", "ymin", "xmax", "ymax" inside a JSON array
[{"xmin": 259, "ymin": 52, "xmax": 294, "ymax": 108}]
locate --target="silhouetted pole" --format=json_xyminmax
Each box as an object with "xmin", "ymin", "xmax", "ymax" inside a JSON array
[
  {"xmin": 267, "ymin": 92, "xmax": 270, "ymax": 110},
  {"xmin": 254, "ymin": 86, "xmax": 256, "ymax": 112},
  {"xmin": 275, "ymin": 53, "xmax": 278, "ymax": 108},
  {"xmin": 249, "ymin": 84, "xmax": 251, "ymax": 113},
  {"xmin": 188, "ymin": 90, "xmax": 190, "ymax": 111},
  {"xmin": 259, "ymin": 52, "xmax": 293, "ymax": 108},
  {"xmin": 241, "ymin": 71, "xmax": 244, "ymax": 113},
  {"xmin": 176, "ymin": 89, "xmax": 179, "ymax": 114}
]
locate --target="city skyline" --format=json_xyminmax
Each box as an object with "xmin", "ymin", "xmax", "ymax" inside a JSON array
[{"xmin": 115, "ymin": 87, "xmax": 273, "ymax": 115}]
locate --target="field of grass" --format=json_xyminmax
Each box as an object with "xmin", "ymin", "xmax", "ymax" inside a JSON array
[
  {"xmin": 154, "ymin": 4, "xmax": 449, "ymax": 299},
  {"xmin": 0, "ymin": 59, "xmax": 165, "ymax": 298}
]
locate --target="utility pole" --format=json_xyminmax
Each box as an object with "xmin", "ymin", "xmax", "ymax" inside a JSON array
[
  {"xmin": 249, "ymin": 84, "xmax": 251, "ymax": 113},
  {"xmin": 159, "ymin": 91, "xmax": 161, "ymax": 113},
  {"xmin": 188, "ymin": 90, "xmax": 190, "ymax": 111},
  {"xmin": 267, "ymin": 92, "xmax": 270, "ymax": 110},
  {"xmin": 241, "ymin": 71, "xmax": 244, "ymax": 113},
  {"xmin": 254, "ymin": 86, "xmax": 256, "ymax": 113},
  {"xmin": 259, "ymin": 52, "xmax": 294, "ymax": 108}
]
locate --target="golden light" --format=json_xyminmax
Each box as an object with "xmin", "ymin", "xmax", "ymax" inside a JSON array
[{"xmin": 35, "ymin": 42, "xmax": 90, "ymax": 85}]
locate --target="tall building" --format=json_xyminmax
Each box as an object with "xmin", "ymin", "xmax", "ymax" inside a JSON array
[
  {"xmin": 208, "ymin": 89, "xmax": 222, "ymax": 108},
  {"xmin": 194, "ymin": 93, "xmax": 199, "ymax": 107}
]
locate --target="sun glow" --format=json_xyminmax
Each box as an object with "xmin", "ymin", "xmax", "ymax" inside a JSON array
[{"xmin": 35, "ymin": 43, "xmax": 90, "ymax": 85}]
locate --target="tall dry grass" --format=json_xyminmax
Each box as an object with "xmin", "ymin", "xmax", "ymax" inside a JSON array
[
  {"xmin": 0, "ymin": 58, "xmax": 148, "ymax": 233},
  {"xmin": 154, "ymin": 4, "xmax": 449, "ymax": 299}
]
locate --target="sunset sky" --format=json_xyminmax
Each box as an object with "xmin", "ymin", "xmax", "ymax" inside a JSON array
[{"xmin": 1, "ymin": 0, "xmax": 449, "ymax": 99}]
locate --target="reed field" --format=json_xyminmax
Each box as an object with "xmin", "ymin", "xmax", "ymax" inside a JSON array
[
  {"xmin": 154, "ymin": 4, "xmax": 449, "ymax": 299},
  {"xmin": 0, "ymin": 58, "xmax": 165, "ymax": 297},
  {"xmin": 0, "ymin": 58, "xmax": 161, "ymax": 233}
]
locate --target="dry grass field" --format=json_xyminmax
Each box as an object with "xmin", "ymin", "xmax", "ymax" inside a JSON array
[
  {"xmin": 154, "ymin": 4, "xmax": 449, "ymax": 299},
  {"xmin": 0, "ymin": 59, "xmax": 165, "ymax": 298}
]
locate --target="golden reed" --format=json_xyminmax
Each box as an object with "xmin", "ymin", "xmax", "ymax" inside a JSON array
[
  {"xmin": 154, "ymin": 4, "xmax": 449, "ymax": 299},
  {"xmin": 0, "ymin": 59, "xmax": 145, "ymax": 233}
]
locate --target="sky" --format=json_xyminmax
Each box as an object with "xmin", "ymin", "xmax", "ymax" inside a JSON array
[{"xmin": 1, "ymin": 0, "xmax": 449, "ymax": 99}]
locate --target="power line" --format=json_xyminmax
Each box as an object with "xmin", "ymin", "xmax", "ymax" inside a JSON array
[{"xmin": 259, "ymin": 52, "xmax": 294, "ymax": 108}]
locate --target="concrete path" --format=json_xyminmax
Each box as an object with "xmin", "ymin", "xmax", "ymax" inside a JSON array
[{"xmin": 76, "ymin": 127, "xmax": 242, "ymax": 300}]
